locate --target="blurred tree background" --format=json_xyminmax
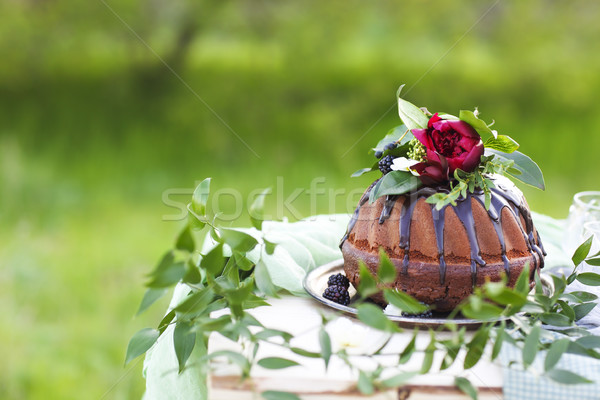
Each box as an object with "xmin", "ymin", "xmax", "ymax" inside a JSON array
[{"xmin": 1, "ymin": 0, "xmax": 599, "ymax": 398}]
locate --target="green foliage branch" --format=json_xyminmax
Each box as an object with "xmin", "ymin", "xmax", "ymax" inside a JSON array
[{"xmin": 128, "ymin": 180, "xmax": 600, "ymax": 400}]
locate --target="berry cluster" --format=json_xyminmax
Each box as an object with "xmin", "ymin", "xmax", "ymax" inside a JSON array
[
  {"xmin": 378, "ymin": 155, "xmax": 395, "ymax": 174},
  {"xmin": 322, "ymin": 273, "xmax": 351, "ymax": 306},
  {"xmin": 401, "ymin": 309, "xmax": 433, "ymax": 318},
  {"xmin": 374, "ymin": 141, "xmax": 398, "ymax": 159},
  {"xmin": 327, "ymin": 273, "xmax": 350, "ymax": 288}
]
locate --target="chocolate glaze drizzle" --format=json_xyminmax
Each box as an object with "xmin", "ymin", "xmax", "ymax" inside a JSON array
[{"xmin": 340, "ymin": 177, "xmax": 546, "ymax": 287}]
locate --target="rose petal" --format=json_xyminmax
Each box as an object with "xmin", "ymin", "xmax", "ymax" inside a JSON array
[
  {"xmin": 458, "ymin": 140, "xmax": 485, "ymax": 172},
  {"xmin": 428, "ymin": 113, "xmax": 441, "ymax": 129},
  {"xmin": 411, "ymin": 128, "xmax": 433, "ymax": 149},
  {"xmin": 413, "ymin": 154, "xmax": 448, "ymax": 185},
  {"xmin": 445, "ymin": 120, "xmax": 480, "ymax": 140}
]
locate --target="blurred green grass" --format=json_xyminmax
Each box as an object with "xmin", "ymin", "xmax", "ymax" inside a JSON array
[{"xmin": 1, "ymin": 1, "xmax": 600, "ymax": 399}]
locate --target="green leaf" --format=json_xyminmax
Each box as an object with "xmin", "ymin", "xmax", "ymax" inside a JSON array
[
  {"xmin": 157, "ymin": 310, "xmax": 175, "ymax": 334},
  {"xmin": 570, "ymin": 291, "xmax": 599, "ymax": 302},
  {"xmin": 125, "ymin": 328, "xmax": 159, "ymax": 365},
  {"xmin": 264, "ymin": 238, "xmax": 277, "ymax": 255},
  {"xmin": 539, "ymin": 313, "xmax": 572, "ymax": 327},
  {"xmin": 290, "ymin": 347, "xmax": 322, "ymax": 358},
  {"xmin": 191, "ymin": 178, "xmax": 211, "ymax": 217},
  {"xmin": 576, "ymin": 335, "xmax": 600, "ymax": 349},
  {"xmin": 485, "ymin": 149, "xmax": 545, "ymax": 190},
  {"xmin": 262, "ymin": 391, "xmax": 301, "ymax": 400},
  {"xmin": 352, "ymin": 167, "xmax": 375, "ymax": 178},
  {"xmin": 136, "ymin": 288, "xmax": 168, "ymax": 316},
  {"xmin": 544, "ymin": 369, "xmax": 593, "ymax": 384},
  {"xmin": 222, "ymin": 277, "xmax": 255, "ymax": 306},
  {"xmin": 551, "ymin": 275, "xmax": 567, "ymax": 300},
  {"xmin": 399, "ymin": 330, "xmax": 417, "ymax": 364},
  {"xmin": 572, "ymin": 236, "xmax": 594, "ymax": 266},
  {"xmin": 485, "ymin": 285, "xmax": 527, "ymax": 308},
  {"xmin": 544, "ymin": 338, "xmax": 570, "ymax": 371},
  {"xmin": 147, "ymin": 261, "xmax": 186, "ymax": 288},
  {"xmin": 232, "ymin": 251, "xmax": 255, "ymax": 271},
  {"xmin": 420, "ymin": 331, "xmax": 436, "ymax": 374},
  {"xmin": 173, "ymin": 322, "xmax": 196, "ymax": 373},
  {"xmin": 357, "ymin": 371, "xmax": 375, "ymax": 395},
  {"xmin": 175, "ymin": 224, "xmax": 195, "ymax": 252},
  {"xmin": 534, "ymin": 272, "xmax": 544, "ymax": 295},
  {"xmin": 381, "ymin": 371, "xmax": 418, "ymax": 388},
  {"xmin": 460, "ymin": 300, "xmax": 504, "ymax": 321},
  {"xmin": 522, "ymin": 325, "xmax": 541, "ymax": 367},
  {"xmin": 372, "ymin": 125, "xmax": 412, "ymax": 152},
  {"xmin": 207, "ymin": 350, "xmax": 250, "ymax": 374},
  {"xmin": 369, "ymin": 170, "xmax": 421, "ymax": 203},
  {"xmin": 198, "ymin": 315, "xmax": 231, "ymax": 332},
  {"xmin": 440, "ymin": 345, "xmax": 461, "ymax": 370},
  {"xmin": 357, "ymin": 303, "xmax": 397, "ymax": 332},
  {"xmin": 556, "ymin": 300, "xmax": 576, "ymax": 322},
  {"xmin": 254, "ymin": 260, "xmax": 278, "ymax": 297},
  {"xmin": 574, "ymin": 302, "xmax": 597, "ymax": 320},
  {"xmin": 383, "ymin": 289, "xmax": 428, "ymax": 314},
  {"xmin": 174, "ymin": 286, "xmax": 215, "ymax": 316},
  {"xmin": 257, "ymin": 357, "xmax": 300, "ymax": 370},
  {"xmin": 253, "ymin": 329, "xmax": 291, "ymax": 342},
  {"xmin": 464, "ymin": 327, "xmax": 489, "ymax": 369},
  {"xmin": 576, "ymin": 272, "xmax": 600, "ymax": 286},
  {"xmin": 182, "ymin": 259, "xmax": 201, "ymax": 284},
  {"xmin": 396, "ymin": 85, "xmax": 429, "ymax": 130},
  {"xmin": 200, "ymin": 243, "xmax": 224, "ymax": 276},
  {"xmin": 491, "ymin": 326, "xmax": 505, "ymax": 361},
  {"xmin": 249, "ymin": 188, "xmax": 271, "ymax": 230},
  {"xmin": 534, "ymin": 294, "xmax": 552, "ymax": 312},
  {"xmin": 319, "ymin": 328, "xmax": 332, "ymax": 369},
  {"xmin": 148, "ymin": 250, "xmax": 174, "ymax": 277},
  {"xmin": 514, "ymin": 263, "xmax": 531, "ymax": 295},
  {"xmin": 377, "ymin": 248, "xmax": 397, "ymax": 283},
  {"xmin": 454, "ymin": 377, "xmax": 478, "ymax": 400},
  {"xmin": 585, "ymin": 257, "xmax": 600, "ymax": 266},
  {"xmin": 566, "ymin": 341, "xmax": 600, "ymax": 358},
  {"xmin": 484, "ymin": 135, "xmax": 519, "ymax": 153},
  {"xmin": 459, "ymin": 109, "xmax": 495, "ymax": 140},
  {"xmin": 358, "ymin": 261, "xmax": 378, "ymax": 298},
  {"xmin": 219, "ymin": 228, "xmax": 259, "ymax": 252}
]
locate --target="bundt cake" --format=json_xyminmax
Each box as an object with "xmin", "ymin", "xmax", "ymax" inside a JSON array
[
  {"xmin": 342, "ymin": 88, "xmax": 546, "ymax": 312},
  {"xmin": 341, "ymin": 179, "xmax": 545, "ymax": 312}
]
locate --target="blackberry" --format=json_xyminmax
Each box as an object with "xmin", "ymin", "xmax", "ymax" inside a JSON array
[
  {"xmin": 378, "ymin": 155, "xmax": 395, "ymax": 174},
  {"xmin": 323, "ymin": 285, "xmax": 350, "ymax": 306},
  {"xmin": 384, "ymin": 142, "xmax": 397, "ymax": 151},
  {"xmin": 374, "ymin": 150, "xmax": 383, "ymax": 159},
  {"xmin": 327, "ymin": 273, "xmax": 350, "ymax": 289},
  {"xmin": 401, "ymin": 309, "xmax": 433, "ymax": 318}
]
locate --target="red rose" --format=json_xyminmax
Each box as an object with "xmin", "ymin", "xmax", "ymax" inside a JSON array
[{"xmin": 411, "ymin": 113, "xmax": 484, "ymax": 185}]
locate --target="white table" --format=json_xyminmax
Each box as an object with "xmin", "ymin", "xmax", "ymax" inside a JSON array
[{"xmin": 209, "ymin": 296, "xmax": 504, "ymax": 399}]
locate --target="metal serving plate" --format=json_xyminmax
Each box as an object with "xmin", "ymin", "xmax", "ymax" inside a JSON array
[{"xmin": 303, "ymin": 259, "xmax": 553, "ymax": 330}]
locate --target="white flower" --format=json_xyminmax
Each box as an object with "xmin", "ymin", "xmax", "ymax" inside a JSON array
[
  {"xmin": 390, "ymin": 157, "xmax": 420, "ymax": 176},
  {"xmin": 325, "ymin": 317, "xmax": 390, "ymax": 355}
]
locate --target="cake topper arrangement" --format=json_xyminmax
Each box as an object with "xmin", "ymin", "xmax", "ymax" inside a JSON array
[{"xmin": 353, "ymin": 85, "xmax": 545, "ymax": 209}]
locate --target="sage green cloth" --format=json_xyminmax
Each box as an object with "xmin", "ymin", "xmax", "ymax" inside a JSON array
[{"xmin": 142, "ymin": 212, "xmax": 574, "ymax": 399}]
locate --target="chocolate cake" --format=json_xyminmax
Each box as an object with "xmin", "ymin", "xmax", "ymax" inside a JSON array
[{"xmin": 340, "ymin": 175, "xmax": 545, "ymax": 312}]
